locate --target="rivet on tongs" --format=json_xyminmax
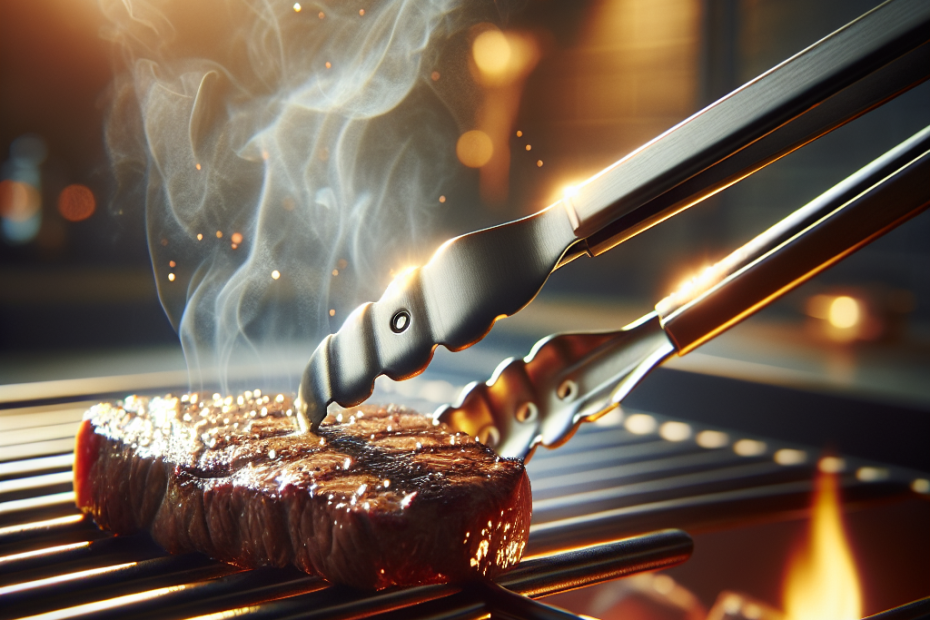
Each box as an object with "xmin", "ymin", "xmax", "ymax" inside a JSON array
[
  {"xmin": 391, "ymin": 310, "xmax": 411, "ymax": 333},
  {"xmin": 515, "ymin": 402, "xmax": 538, "ymax": 423},
  {"xmin": 557, "ymin": 380, "xmax": 577, "ymax": 401}
]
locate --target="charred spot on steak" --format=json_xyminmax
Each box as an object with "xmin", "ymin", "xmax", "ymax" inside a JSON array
[{"xmin": 74, "ymin": 392, "xmax": 531, "ymax": 589}]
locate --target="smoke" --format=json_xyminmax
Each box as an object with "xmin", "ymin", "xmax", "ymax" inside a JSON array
[{"xmin": 100, "ymin": 0, "xmax": 465, "ymax": 390}]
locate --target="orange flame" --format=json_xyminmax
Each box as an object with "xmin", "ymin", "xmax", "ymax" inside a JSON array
[{"xmin": 783, "ymin": 469, "xmax": 862, "ymax": 620}]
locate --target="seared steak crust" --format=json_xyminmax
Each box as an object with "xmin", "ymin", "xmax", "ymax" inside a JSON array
[{"xmin": 74, "ymin": 392, "xmax": 531, "ymax": 589}]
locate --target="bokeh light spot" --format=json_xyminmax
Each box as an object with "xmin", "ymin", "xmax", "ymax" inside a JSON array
[
  {"xmin": 231, "ymin": 232, "xmax": 243, "ymax": 244},
  {"xmin": 828, "ymin": 296, "xmax": 860, "ymax": 329},
  {"xmin": 456, "ymin": 130, "xmax": 493, "ymax": 168},
  {"xmin": 439, "ymin": 195, "xmax": 446, "ymax": 203},
  {"xmin": 473, "ymin": 29, "xmax": 511, "ymax": 76},
  {"xmin": 271, "ymin": 270, "xmax": 281, "ymax": 280},
  {"xmin": 293, "ymin": 3, "xmax": 301, "ymax": 12},
  {"xmin": 216, "ymin": 230, "xmax": 223, "ymax": 238},
  {"xmin": 1, "ymin": 180, "xmax": 41, "ymax": 221},
  {"xmin": 57, "ymin": 184, "xmax": 96, "ymax": 222},
  {"xmin": 168, "ymin": 273, "xmax": 176, "ymax": 282}
]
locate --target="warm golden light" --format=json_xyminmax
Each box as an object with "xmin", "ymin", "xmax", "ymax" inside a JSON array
[
  {"xmin": 473, "ymin": 29, "xmax": 512, "ymax": 77},
  {"xmin": 783, "ymin": 470, "xmax": 861, "ymax": 620},
  {"xmin": 271, "ymin": 270, "xmax": 280, "ymax": 280},
  {"xmin": 828, "ymin": 296, "xmax": 860, "ymax": 329},
  {"xmin": 456, "ymin": 130, "xmax": 494, "ymax": 168}
]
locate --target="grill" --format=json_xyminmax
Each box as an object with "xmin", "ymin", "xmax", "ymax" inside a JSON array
[{"xmin": 2, "ymin": 362, "xmax": 926, "ymax": 620}]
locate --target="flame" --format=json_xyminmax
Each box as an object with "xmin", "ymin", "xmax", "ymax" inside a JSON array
[{"xmin": 783, "ymin": 470, "xmax": 862, "ymax": 620}]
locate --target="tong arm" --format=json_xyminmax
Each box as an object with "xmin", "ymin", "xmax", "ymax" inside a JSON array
[{"xmin": 440, "ymin": 126, "xmax": 930, "ymax": 459}]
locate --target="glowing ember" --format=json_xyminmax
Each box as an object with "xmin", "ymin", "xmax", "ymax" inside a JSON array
[
  {"xmin": 536, "ymin": 160, "xmax": 543, "ymax": 167},
  {"xmin": 169, "ymin": 260, "xmax": 176, "ymax": 267},
  {"xmin": 325, "ymin": 61, "xmax": 332, "ymax": 69},
  {"xmin": 215, "ymin": 231, "xmax": 223, "ymax": 239},
  {"xmin": 515, "ymin": 130, "xmax": 522, "ymax": 137},
  {"xmin": 439, "ymin": 195, "xmax": 446, "ymax": 203},
  {"xmin": 231, "ymin": 232, "xmax": 243, "ymax": 244},
  {"xmin": 329, "ymin": 309, "xmax": 335, "ymax": 316},
  {"xmin": 783, "ymin": 470, "xmax": 861, "ymax": 620},
  {"xmin": 431, "ymin": 71, "xmax": 440, "ymax": 81},
  {"xmin": 525, "ymin": 144, "xmax": 531, "ymax": 151}
]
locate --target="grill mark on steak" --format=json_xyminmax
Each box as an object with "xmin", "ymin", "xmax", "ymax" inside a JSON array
[{"xmin": 74, "ymin": 393, "xmax": 531, "ymax": 589}]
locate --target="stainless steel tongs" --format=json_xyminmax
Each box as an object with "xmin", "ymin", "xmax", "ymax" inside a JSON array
[
  {"xmin": 435, "ymin": 126, "xmax": 930, "ymax": 459},
  {"xmin": 296, "ymin": 0, "xmax": 930, "ymax": 435}
]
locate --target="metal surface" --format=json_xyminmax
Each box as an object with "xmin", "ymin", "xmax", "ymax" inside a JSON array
[
  {"xmin": 863, "ymin": 596, "xmax": 930, "ymax": 620},
  {"xmin": 296, "ymin": 0, "xmax": 930, "ymax": 429},
  {"xmin": 436, "ymin": 128, "xmax": 930, "ymax": 460},
  {"xmin": 297, "ymin": 205, "xmax": 578, "ymax": 430},
  {"xmin": 435, "ymin": 314, "xmax": 674, "ymax": 460},
  {"xmin": 658, "ymin": 125, "xmax": 930, "ymax": 353}
]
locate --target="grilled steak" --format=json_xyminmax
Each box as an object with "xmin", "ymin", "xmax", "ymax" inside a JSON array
[{"xmin": 74, "ymin": 392, "xmax": 531, "ymax": 589}]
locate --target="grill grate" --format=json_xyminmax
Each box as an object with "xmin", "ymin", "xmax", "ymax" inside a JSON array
[{"xmin": 1, "ymin": 383, "xmax": 927, "ymax": 619}]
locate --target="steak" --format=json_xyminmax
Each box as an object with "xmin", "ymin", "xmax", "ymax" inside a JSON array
[{"xmin": 74, "ymin": 392, "xmax": 531, "ymax": 589}]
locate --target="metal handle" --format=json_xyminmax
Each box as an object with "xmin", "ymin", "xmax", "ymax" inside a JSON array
[
  {"xmin": 657, "ymin": 126, "xmax": 930, "ymax": 355},
  {"xmin": 561, "ymin": 0, "xmax": 930, "ymax": 256}
]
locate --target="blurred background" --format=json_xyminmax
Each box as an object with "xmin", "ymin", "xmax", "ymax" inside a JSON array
[
  {"xmin": 1, "ymin": 0, "xmax": 928, "ymax": 405},
  {"xmin": 1, "ymin": 1, "xmax": 928, "ymax": 615}
]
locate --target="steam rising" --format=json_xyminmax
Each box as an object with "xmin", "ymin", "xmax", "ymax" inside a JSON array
[{"xmin": 101, "ymin": 0, "xmax": 462, "ymax": 390}]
